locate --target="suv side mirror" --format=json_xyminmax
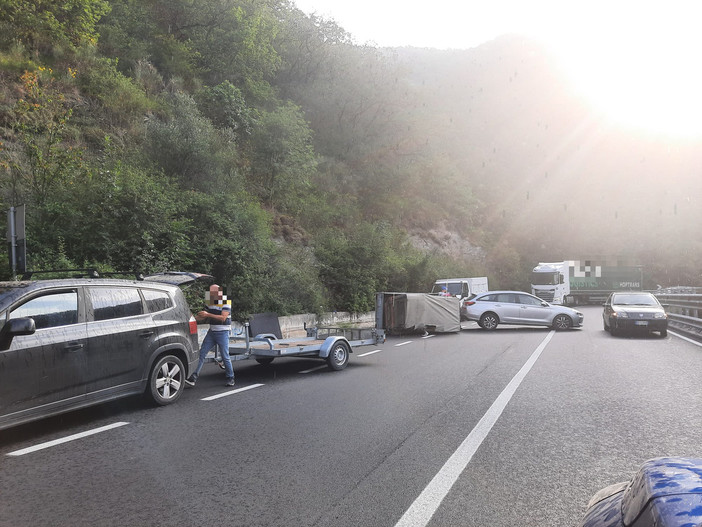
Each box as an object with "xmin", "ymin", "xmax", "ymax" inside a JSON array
[{"xmin": 0, "ymin": 317, "xmax": 36, "ymax": 351}]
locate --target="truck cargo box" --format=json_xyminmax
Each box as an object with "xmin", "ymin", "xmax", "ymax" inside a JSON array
[{"xmin": 376, "ymin": 292, "xmax": 461, "ymax": 334}]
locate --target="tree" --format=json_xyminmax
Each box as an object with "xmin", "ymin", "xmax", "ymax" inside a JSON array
[
  {"xmin": 146, "ymin": 91, "xmax": 243, "ymax": 192},
  {"xmin": 314, "ymin": 222, "xmax": 412, "ymax": 312},
  {"xmin": 195, "ymin": 80, "xmax": 255, "ymax": 140},
  {"xmin": 1, "ymin": 68, "xmax": 84, "ymax": 213},
  {"xmin": 247, "ymin": 100, "xmax": 315, "ymax": 213},
  {"xmin": 98, "ymin": 0, "xmax": 282, "ymax": 99},
  {"xmin": 0, "ymin": 0, "xmax": 110, "ymax": 54}
]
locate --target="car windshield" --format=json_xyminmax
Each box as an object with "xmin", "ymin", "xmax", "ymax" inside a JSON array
[
  {"xmin": 531, "ymin": 272, "xmax": 559, "ymax": 285},
  {"xmin": 432, "ymin": 283, "xmax": 461, "ymax": 295},
  {"xmin": 612, "ymin": 294, "xmax": 658, "ymax": 306}
]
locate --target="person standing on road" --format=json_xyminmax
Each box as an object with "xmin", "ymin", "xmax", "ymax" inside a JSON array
[{"xmin": 186, "ymin": 284, "xmax": 235, "ymax": 387}]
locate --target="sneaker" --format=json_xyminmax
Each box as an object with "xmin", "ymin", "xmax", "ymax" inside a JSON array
[
  {"xmin": 185, "ymin": 375, "xmax": 197, "ymax": 387},
  {"xmin": 225, "ymin": 378, "xmax": 235, "ymax": 387}
]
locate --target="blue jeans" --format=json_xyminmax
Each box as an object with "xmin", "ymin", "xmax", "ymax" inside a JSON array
[{"xmin": 192, "ymin": 329, "xmax": 233, "ymax": 380}]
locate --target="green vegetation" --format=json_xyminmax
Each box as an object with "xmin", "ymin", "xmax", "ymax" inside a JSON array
[
  {"xmin": 0, "ymin": 0, "xmax": 472, "ymax": 317},
  {"xmin": 1, "ymin": 1, "xmax": 697, "ymax": 318}
]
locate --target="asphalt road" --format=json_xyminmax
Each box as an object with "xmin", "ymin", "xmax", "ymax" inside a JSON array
[{"xmin": 1, "ymin": 305, "xmax": 701, "ymax": 527}]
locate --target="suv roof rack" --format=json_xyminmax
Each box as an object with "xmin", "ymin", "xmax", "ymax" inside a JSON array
[{"xmin": 20, "ymin": 269, "xmax": 144, "ymax": 281}]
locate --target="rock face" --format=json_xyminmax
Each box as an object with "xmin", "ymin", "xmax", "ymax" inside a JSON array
[{"xmin": 408, "ymin": 228, "xmax": 485, "ymax": 262}]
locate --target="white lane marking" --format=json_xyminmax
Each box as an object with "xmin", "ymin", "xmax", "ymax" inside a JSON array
[
  {"xmin": 395, "ymin": 331, "xmax": 555, "ymax": 527},
  {"xmin": 358, "ymin": 349, "xmax": 382, "ymax": 357},
  {"xmin": 201, "ymin": 383, "xmax": 265, "ymax": 401},
  {"xmin": 299, "ymin": 365, "xmax": 328, "ymax": 374},
  {"xmin": 395, "ymin": 341, "xmax": 413, "ymax": 347},
  {"xmin": 421, "ymin": 334, "xmax": 435, "ymax": 339},
  {"xmin": 7, "ymin": 422, "xmax": 130, "ymax": 457},
  {"xmin": 669, "ymin": 330, "xmax": 702, "ymax": 347}
]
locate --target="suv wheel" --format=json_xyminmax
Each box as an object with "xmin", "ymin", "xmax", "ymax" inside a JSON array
[{"xmin": 148, "ymin": 354, "xmax": 185, "ymax": 405}]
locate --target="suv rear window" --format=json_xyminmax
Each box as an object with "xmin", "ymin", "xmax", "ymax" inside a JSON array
[{"xmin": 89, "ymin": 287, "xmax": 143, "ymax": 321}]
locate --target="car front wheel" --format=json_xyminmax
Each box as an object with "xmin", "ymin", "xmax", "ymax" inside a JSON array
[
  {"xmin": 479, "ymin": 313, "xmax": 499, "ymax": 330},
  {"xmin": 148, "ymin": 354, "xmax": 185, "ymax": 406},
  {"xmin": 552, "ymin": 314, "xmax": 572, "ymax": 330}
]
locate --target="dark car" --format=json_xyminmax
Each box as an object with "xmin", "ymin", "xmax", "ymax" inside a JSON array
[
  {"xmin": 0, "ymin": 277, "xmax": 200, "ymax": 430},
  {"xmin": 580, "ymin": 457, "xmax": 702, "ymax": 527},
  {"xmin": 602, "ymin": 291, "xmax": 668, "ymax": 337},
  {"xmin": 463, "ymin": 290, "xmax": 584, "ymax": 330}
]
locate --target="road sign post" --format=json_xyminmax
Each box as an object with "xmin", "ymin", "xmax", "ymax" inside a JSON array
[{"xmin": 6, "ymin": 205, "xmax": 26, "ymax": 275}]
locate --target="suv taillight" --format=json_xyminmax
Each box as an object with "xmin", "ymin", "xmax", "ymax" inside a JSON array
[{"xmin": 189, "ymin": 316, "xmax": 198, "ymax": 335}]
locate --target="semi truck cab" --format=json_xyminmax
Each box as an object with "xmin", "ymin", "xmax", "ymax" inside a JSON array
[{"xmin": 531, "ymin": 262, "xmax": 570, "ymax": 304}]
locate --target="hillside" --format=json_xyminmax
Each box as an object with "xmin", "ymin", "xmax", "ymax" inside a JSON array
[
  {"xmin": 0, "ymin": 2, "xmax": 699, "ymax": 318},
  {"xmin": 395, "ymin": 37, "xmax": 702, "ymax": 286}
]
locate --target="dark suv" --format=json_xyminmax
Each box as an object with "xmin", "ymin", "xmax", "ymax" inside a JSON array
[{"xmin": 0, "ymin": 277, "xmax": 199, "ymax": 430}]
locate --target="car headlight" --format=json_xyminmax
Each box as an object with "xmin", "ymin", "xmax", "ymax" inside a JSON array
[
  {"xmin": 613, "ymin": 311, "xmax": 628, "ymax": 318},
  {"xmin": 654, "ymin": 312, "xmax": 667, "ymax": 319}
]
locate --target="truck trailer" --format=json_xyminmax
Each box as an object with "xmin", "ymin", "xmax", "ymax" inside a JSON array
[{"xmin": 531, "ymin": 259, "xmax": 643, "ymax": 305}]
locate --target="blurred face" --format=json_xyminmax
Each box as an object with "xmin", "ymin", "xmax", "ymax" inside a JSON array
[{"xmin": 208, "ymin": 285, "xmax": 223, "ymax": 303}]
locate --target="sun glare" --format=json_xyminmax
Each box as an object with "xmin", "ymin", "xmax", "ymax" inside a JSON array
[{"xmin": 544, "ymin": 3, "xmax": 702, "ymax": 139}]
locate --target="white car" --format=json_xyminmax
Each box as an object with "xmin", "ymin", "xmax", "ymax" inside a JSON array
[{"xmin": 463, "ymin": 290, "xmax": 584, "ymax": 330}]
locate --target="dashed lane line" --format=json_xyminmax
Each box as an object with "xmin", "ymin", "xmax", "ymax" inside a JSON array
[
  {"xmin": 201, "ymin": 383, "xmax": 265, "ymax": 401},
  {"xmin": 7, "ymin": 422, "xmax": 130, "ymax": 457}
]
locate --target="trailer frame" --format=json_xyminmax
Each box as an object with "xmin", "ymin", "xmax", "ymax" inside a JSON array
[{"xmin": 204, "ymin": 323, "xmax": 385, "ymax": 371}]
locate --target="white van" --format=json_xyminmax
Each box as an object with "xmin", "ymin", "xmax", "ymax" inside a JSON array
[{"xmin": 431, "ymin": 277, "xmax": 489, "ymax": 300}]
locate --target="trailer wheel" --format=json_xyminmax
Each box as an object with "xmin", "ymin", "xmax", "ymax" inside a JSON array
[
  {"xmin": 255, "ymin": 358, "xmax": 275, "ymax": 365},
  {"xmin": 147, "ymin": 354, "xmax": 185, "ymax": 406},
  {"xmin": 327, "ymin": 340, "xmax": 350, "ymax": 371},
  {"xmin": 552, "ymin": 314, "xmax": 572, "ymax": 330}
]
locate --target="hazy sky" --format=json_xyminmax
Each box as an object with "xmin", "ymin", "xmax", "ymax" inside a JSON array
[
  {"xmin": 292, "ymin": 0, "xmax": 702, "ymax": 138},
  {"xmin": 292, "ymin": 0, "xmax": 647, "ymax": 50},
  {"xmin": 293, "ymin": 0, "xmax": 548, "ymax": 49}
]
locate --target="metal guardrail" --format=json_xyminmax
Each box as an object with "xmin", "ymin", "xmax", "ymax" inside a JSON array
[{"xmin": 654, "ymin": 287, "xmax": 702, "ymax": 341}]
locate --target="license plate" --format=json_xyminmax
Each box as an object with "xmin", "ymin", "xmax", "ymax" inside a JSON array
[{"xmin": 634, "ymin": 320, "xmax": 648, "ymax": 326}]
